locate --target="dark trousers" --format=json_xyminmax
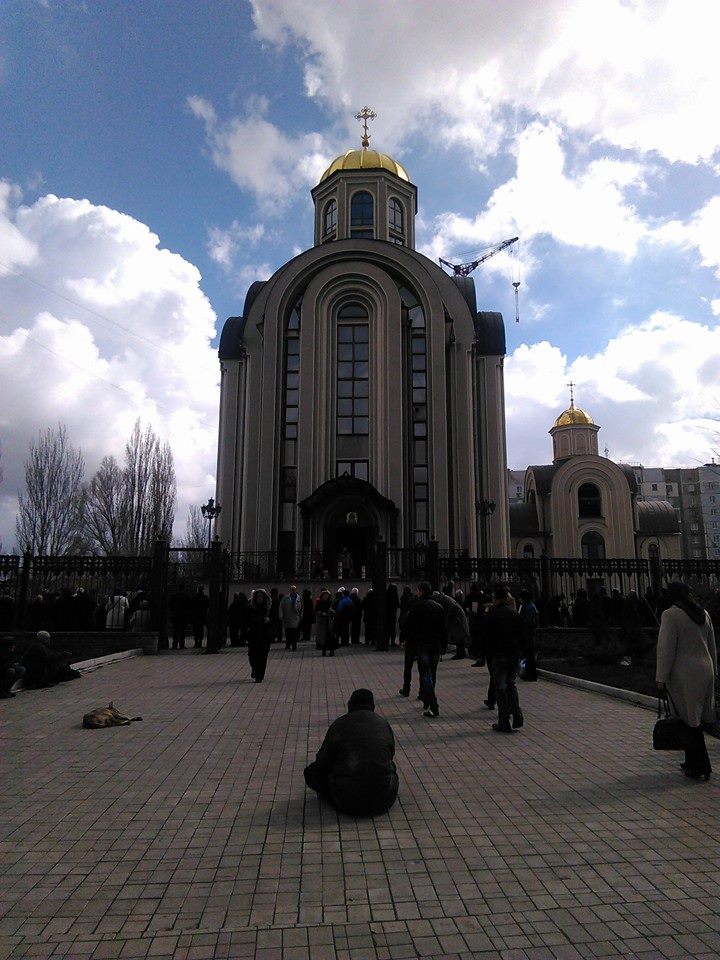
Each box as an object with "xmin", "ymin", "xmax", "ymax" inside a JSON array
[
  {"xmin": 171, "ymin": 621, "xmax": 186, "ymax": 649},
  {"xmin": 335, "ymin": 621, "xmax": 350, "ymax": 646},
  {"xmin": 284, "ymin": 627, "xmax": 300, "ymax": 651},
  {"xmin": 685, "ymin": 726, "xmax": 711, "ymax": 775},
  {"xmin": 304, "ymin": 762, "xmax": 399, "ymax": 817},
  {"xmin": 192, "ymin": 622, "xmax": 205, "ymax": 648},
  {"xmin": 485, "ymin": 655, "xmax": 495, "ymax": 706},
  {"xmin": 248, "ymin": 639, "xmax": 270, "ymax": 681},
  {"xmin": 401, "ymin": 649, "xmax": 418, "ymax": 695},
  {"xmin": 522, "ymin": 631, "xmax": 538, "ymax": 681},
  {"xmin": 417, "ymin": 652, "xmax": 439, "ymax": 711},
  {"xmin": 351, "ymin": 620, "xmax": 362, "ymax": 644},
  {"xmin": 492, "ymin": 657, "xmax": 522, "ymax": 726}
]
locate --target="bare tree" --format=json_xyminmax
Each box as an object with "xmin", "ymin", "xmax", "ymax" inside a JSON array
[
  {"xmin": 15, "ymin": 424, "xmax": 86, "ymax": 555},
  {"xmin": 180, "ymin": 504, "xmax": 208, "ymax": 549},
  {"xmin": 85, "ymin": 419, "xmax": 176, "ymax": 556}
]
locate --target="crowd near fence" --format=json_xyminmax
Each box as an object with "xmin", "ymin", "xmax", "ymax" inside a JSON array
[{"xmin": 3, "ymin": 541, "xmax": 720, "ymax": 647}]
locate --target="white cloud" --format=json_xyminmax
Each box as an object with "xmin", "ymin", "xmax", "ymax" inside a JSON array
[
  {"xmin": 250, "ymin": 0, "xmax": 720, "ymax": 165},
  {"xmin": 421, "ymin": 122, "xmax": 648, "ymax": 267},
  {"xmin": 207, "ymin": 221, "xmax": 266, "ymax": 268},
  {"xmin": 506, "ymin": 311, "xmax": 720, "ymax": 470},
  {"xmin": 0, "ymin": 188, "xmax": 219, "ymax": 549},
  {"xmin": 655, "ymin": 195, "xmax": 720, "ymax": 277},
  {"xmin": 188, "ymin": 95, "xmax": 329, "ymax": 207}
]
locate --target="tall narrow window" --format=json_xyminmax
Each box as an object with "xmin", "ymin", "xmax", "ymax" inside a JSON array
[
  {"xmin": 578, "ymin": 483, "xmax": 602, "ymax": 518},
  {"xmin": 280, "ymin": 299, "xmax": 302, "ymax": 546},
  {"xmin": 350, "ymin": 191, "xmax": 374, "ymax": 239},
  {"xmin": 337, "ymin": 302, "xmax": 369, "ymax": 436},
  {"xmin": 323, "ymin": 199, "xmax": 337, "ymax": 240},
  {"xmin": 400, "ymin": 284, "xmax": 428, "ymax": 544},
  {"xmin": 388, "ymin": 197, "xmax": 405, "ymax": 244}
]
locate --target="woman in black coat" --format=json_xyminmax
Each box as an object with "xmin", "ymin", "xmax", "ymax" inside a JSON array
[{"xmin": 246, "ymin": 589, "xmax": 272, "ymax": 682}]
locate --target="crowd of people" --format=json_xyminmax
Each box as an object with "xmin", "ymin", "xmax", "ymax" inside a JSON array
[{"xmin": 0, "ymin": 586, "xmax": 152, "ymax": 634}]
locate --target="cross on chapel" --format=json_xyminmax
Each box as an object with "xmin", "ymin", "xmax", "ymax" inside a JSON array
[{"xmin": 355, "ymin": 106, "xmax": 377, "ymax": 148}]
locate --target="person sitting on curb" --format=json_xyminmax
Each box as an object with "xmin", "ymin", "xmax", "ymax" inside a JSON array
[
  {"xmin": 303, "ymin": 688, "xmax": 399, "ymax": 816},
  {"xmin": 22, "ymin": 631, "xmax": 81, "ymax": 689}
]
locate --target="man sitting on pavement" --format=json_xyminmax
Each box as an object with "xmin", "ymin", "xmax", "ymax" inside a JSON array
[{"xmin": 303, "ymin": 688, "xmax": 399, "ymax": 816}]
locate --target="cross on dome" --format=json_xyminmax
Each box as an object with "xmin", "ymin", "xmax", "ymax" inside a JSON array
[
  {"xmin": 354, "ymin": 106, "xmax": 377, "ymax": 148},
  {"xmin": 566, "ymin": 380, "xmax": 576, "ymax": 407}
]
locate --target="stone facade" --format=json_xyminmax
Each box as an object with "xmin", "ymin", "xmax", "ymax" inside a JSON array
[{"xmin": 215, "ymin": 145, "xmax": 510, "ymax": 573}]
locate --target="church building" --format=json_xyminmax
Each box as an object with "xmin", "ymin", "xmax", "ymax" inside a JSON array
[
  {"xmin": 510, "ymin": 394, "xmax": 681, "ymax": 561},
  {"xmin": 215, "ymin": 114, "xmax": 510, "ymax": 573}
]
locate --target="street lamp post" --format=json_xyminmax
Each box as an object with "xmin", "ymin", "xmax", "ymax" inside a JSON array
[
  {"xmin": 200, "ymin": 497, "xmax": 222, "ymax": 550},
  {"xmin": 475, "ymin": 498, "xmax": 496, "ymax": 559}
]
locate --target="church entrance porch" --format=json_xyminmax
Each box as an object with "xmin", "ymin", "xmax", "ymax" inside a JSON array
[{"xmin": 298, "ymin": 475, "xmax": 398, "ymax": 580}]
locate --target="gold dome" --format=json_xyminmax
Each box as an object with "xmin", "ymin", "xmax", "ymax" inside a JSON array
[
  {"xmin": 320, "ymin": 148, "xmax": 410, "ymax": 183},
  {"xmin": 554, "ymin": 404, "xmax": 594, "ymax": 427}
]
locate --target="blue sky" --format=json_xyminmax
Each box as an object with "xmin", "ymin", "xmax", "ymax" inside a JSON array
[{"xmin": 1, "ymin": 0, "xmax": 719, "ymax": 548}]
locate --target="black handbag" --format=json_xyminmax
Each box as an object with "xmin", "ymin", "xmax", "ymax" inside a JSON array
[{"xmin": 653, "ymin": 689, "xmax": 696, "ymax": 751}]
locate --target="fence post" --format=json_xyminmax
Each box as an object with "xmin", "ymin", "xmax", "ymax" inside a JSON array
[
  {"xmin": 540, "ymin": 554, "xmax": 551, "ymax": 613},
  {"xmin": 206, "ymin": 539, "xmax": 223, "ymax": 652},
  {"xmin": 426, "ymin": 539, "xmax": 440, "ymax": 591},
  {"xmin": 150, "ymin": 540, "xmax": 169, "ymax": 649},
  {"xmin": 14, "ymin": 552, "xmax": 32, "ymax": 630}
]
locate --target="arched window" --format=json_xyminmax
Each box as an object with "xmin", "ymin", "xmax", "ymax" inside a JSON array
[
  {"xmin": 578, "ymin": 482, "xmax": 602, "ymax": 518},
  {"xmin": 523, "ymin": 544, "xmax": 535, "ymax": 559},
  {"xmin": 336, "ymin": 301, "xmax": 369, "ymax": 435},
  {"xmin": 350, "ymin": 191, "xmax": 374, "ymax": 238},
  {"xmin": 323, "ymin": 199, "xmax": 337, "ymax": 239},
  {"xmin": 581, "ymin": 531, "xmax": 605, "ymax": 560},
  {"xmin": 388, "ymin": 197, "xmax": 405, "ymax": 244}
]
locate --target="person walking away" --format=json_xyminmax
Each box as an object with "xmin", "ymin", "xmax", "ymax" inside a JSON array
[
  {"xmin": 656, "ymin": 580, "xmax": 717, "ymax": 781},
  {"xmin": 300, "ymin": 588, "xmax": 315, "ymax": 645},
  {"xmin": 385, "ymin": 583, "xmax": 400, "ymax": 648},
  {"xmin": 333, "ymin": 588, "xmax": 353, "ymax": 646},
  {"xmin": 169, "ymin": 583, "xmax": 190, "ymax": 649},
  {"xmin": 432, "ymin": 589, "xmax": 469, "ymax": 660},
  {"xmin": 304, "ymin": 688, "xmax": 399, "ymax": 816},
  {"xmin": 246, "ymin": 589, "xmax": 272, "ymax": 682},
  {"xmin": 190, "ymin": 586, "xmax": 209, "ymax": 648},
  {"xmin": 314, "ymin": 589, "xmax": 336, "ymax": 656},
  {"xmin": 280, "ymin": 585, "xmax": 303, "ymax": 651},
  {"xmin": 349, "ymin": 588, "xmax": 363, "ymax": 644},
  {"xmin": 398, "ymin": 603, "xmax": 419, "ymax": 700},
  {"xmin": 518, "ymin": 589, "xmax": 539, "ymax": 681},
  {"xmin": 484, "ymin": 584, "xmax": 524, "ymax": 732},
  {"xmin": 402, "ymin": 582, "xmax": 446, "ymax": 718}
]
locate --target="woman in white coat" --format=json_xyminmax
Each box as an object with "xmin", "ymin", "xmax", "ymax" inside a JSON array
[{"xmin": 656, "ymin": 581, "xmax": 717, "ymax": 781}]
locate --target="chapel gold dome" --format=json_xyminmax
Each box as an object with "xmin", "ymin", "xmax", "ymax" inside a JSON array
[
  {"xmin": 554, "ymin": 405, "xmax": 595, "ymax": 427},
  {"xmin": 320, "ymin": 148, "xmax": 410, "ymax": 183}
]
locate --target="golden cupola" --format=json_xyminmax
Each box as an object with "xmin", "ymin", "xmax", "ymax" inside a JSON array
[
  {"xmin": 549, "ymin": 390, "xmax": 600, "ymax": 462},
  {"xmin": 311, "ymin": 106, "xmax": 417, "ymax": 248}
]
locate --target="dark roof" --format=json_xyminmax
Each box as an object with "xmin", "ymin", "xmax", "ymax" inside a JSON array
[
  {"xmin": 527, "ymin": 464, "xmax": 557, "ymax": 496},
  {"xmin": 451, "ymin": 275, "xmax": 476, "ymax": 314},
  {"xmin": 298, "ymin": 474, "xmax": 398, "ymax": 514},
  {"xmin": 218, "ymin": 281, "xmax": 266, "ymax": 361},
  {"xmin": 474, "ymin": 311, "xmax": 506, "ymax": 356},
  {"xmin": 637, "ymin": 499, "xmax": 680, "ymax": 536},
  {"xmin": 509, "ymin": 502, "xmax": 540, "ymax": 536}
]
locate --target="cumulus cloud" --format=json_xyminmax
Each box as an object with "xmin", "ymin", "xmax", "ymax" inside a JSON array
[
  {"xmin": 250, "ymin": 0, "xmax": 720, "ymax": 164},
  {"xmin": 207, "ymin": 221, "xmax": 266, "ymax": 268},
  {"xmin": 188, "ymin": 95, "xmax": 329, "ymax": 207},
  {"xmin": 506, "ymin": 311, "xmax": 720, "ymax": 471},
  {"xmin": 0, "ymin": 189, "xmax": 219, "ymax": 549},
  {"xmin": 421, "ymin": 122, "xmax": 648, "ymax": 268},
  {"xmin": 655, "ymin": 195, "xmax": 720, "ymax": 278}
]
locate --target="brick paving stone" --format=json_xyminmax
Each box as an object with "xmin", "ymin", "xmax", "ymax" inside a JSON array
[{"xmin": 2, "ymin": 646, "xmax": 720, "ymax": 959}]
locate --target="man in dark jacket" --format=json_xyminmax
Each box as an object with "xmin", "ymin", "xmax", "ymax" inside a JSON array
[
  {"xmin": 304, "ymin": 688, "xmax": 399, "ymax": 816},
  {"xmin": 402, "ymin": 582, "xmax": 446, "ymax": 717},
  {"xmin": 484, "ymin": 584, "xmax": 524, "ymax": 732}
]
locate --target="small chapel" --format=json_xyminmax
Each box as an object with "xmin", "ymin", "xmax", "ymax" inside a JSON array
[
  {"xmin": 214, "ymin": 111, "xmax": 510, "ymax": 572},
  {"xmin": 509, "ymin": 391, "xmax": 681, "ymax": 561}
]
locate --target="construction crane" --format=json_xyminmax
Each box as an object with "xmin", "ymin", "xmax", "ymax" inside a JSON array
[{"xmin": 438, "ymin": 236, "xmax": 518, "ymax": 277}]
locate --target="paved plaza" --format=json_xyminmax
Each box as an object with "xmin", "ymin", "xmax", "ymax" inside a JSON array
[{"xmin": 2, "ymin": 644, "xmax": 720, "ymax": 960}]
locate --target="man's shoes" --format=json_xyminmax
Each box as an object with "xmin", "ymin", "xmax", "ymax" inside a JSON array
[
  {"xmin": 483, "ymin": 699, "xmax": 495, "ymax": 710},
  {"xmin": 512, "ymin": 715, "xmax": 524, "ymax": 729},
  {"xmin": 450, "ymin": 654, "xmax": 466, "ymax": 660},
  {"xmin": 398, "ymin": 689, "xmax": 409, "ymax": 697},
  {"xmin": 472, "ymin": 661, "xmax": 484, "ymax": 667},
  {"xmin": 492, "ymin": 722, "xmax": 513, "ymax": 733},
  {"xmin": 423, "ymin": 707, "xmax": 439, "ymax": 718}
]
